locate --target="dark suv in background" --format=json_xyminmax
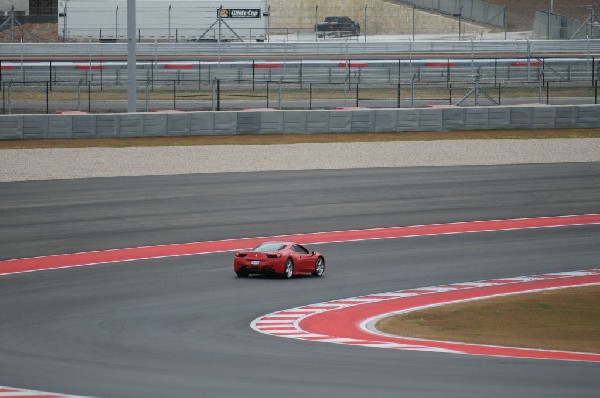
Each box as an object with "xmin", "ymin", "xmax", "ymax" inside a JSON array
[{"xmin": 314, "ymin": 16, "xmax": 361, "ymax": 37}]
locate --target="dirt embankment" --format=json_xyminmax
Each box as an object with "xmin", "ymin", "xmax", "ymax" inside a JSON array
[
  {"xmin": 484, "ymin": 0, "xmax": 594, "ymax": 31},
  {"xmin": 0, "ymin": 23, "xmax": 60, "ymax": 42}
]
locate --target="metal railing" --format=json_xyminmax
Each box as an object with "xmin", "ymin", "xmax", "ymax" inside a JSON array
[
  {"xmin": 1, "ymin": 58, "xmax": 597, "ymax": 86},
  {"xmin": 1, "ymin": 39, "xmax": 600, "ymax": 59}
]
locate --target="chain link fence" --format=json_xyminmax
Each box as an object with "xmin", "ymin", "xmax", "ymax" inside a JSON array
[
  {"xmin": 2, "ymin": 76, "xmax": 599, "ymax": 115},
  {"xmin": 534, "ymin": 10, "xmax": 600, "ymax": 40},
  {"xmin": 397, "ymin": 0, "xmax": 505, "ymax": 27}
]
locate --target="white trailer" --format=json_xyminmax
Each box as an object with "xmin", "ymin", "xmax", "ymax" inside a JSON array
[{"xmin": 58, "ymin": 0, "xmax": 268, "ymax": 42}]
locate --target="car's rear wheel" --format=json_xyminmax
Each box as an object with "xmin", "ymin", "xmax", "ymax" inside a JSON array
[
  {"xmin": 282, "ymin": 258, "xmax": 294, "ymax": 279},
  {"xmin": 312, "ymin": 257, "xmax": 325, "ymax": 277},
  {"xmin": 236, "ymin": 270, "xmax": 250, "ymax": 278}
]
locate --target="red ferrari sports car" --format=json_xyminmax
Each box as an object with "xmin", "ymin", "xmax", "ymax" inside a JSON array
[{"xmin": 234, "ymin": 242, "xmax": 325, "ymax": 279}]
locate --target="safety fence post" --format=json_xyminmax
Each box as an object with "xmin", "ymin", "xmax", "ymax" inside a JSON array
[
  {"xmin": 217, "ymin": 79, "xmax": 221, "ymax": 111},
  {"xmin": 173, "ymin": 80, "xmax": 176, "ymax": 109},
  {"xmin": 46, "ymin": 81, "xmax": 49, "ymax": 114}
]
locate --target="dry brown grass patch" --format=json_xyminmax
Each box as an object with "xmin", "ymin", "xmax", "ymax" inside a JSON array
[
  {"xmin": 376, "ymin": 285, "xmax": 600, "ymax": 354},
  {"xmin": 1, "ymin": 129, "xmax": 600, "ymax": 149}
]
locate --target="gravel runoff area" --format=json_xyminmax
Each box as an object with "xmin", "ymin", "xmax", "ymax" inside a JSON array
[{"xmin": 1, "ymin": 139, "xmax": 600, "ymax": 182}]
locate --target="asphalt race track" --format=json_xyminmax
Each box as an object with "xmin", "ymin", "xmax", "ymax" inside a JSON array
[{"xmin": 1, "ymin": 163, "xmax": 599, "ymax": 398}]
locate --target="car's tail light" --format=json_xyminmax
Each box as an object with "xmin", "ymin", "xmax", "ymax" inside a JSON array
[
  {"xmin": 235, "ymin": 252, "xmax": 247, "ymax": 258},
  {"xmin": 266, "ymin": 254, "xmax": 281, "ymax": 259}
]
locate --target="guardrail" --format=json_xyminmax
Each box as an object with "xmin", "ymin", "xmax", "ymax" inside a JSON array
[
  {"xmin": 1, "ymin": 104, "xmax": 599, "ymax": 139},
  {"xmin": 1, "ymin": 39, "xmax": 600, "ymax": 59}
]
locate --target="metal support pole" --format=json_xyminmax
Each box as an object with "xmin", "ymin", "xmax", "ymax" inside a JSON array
[
  {"xmin": 217, "ymin": 79, "xmax": 221, "ymax": 111},
  {"xmin": 547, "ymin": 8, "xmax": 550, "ymax": 40},
  {"xmin": 145, "ymin": 75, "xmax": 150, "ymax": 112},
  {"xmin": 127, "ymin": 0, "xmax": 137, "ymax": 112},
  {"xmin": 63, "ymin": 2, "xmax": 67, "ymax": 42},
  {"xmin": 364, "ymin": 5, "xmax": 367, "ymax": 42},
  {"xmin": 252, "ymin": 60, "xmax": 255, "ymax": 90},
  {"xmin": 411, "ymin": 74, "xmax": 415, "ymax": 108},
  {"xmin": 315, "ymin": 5, "xmax": 318, "ymax": 42},
  {"xmin": 538, "ymin": 71, "xmax": 543, "ymax": 103},
  {"xmin": 8, "ymin": 81, "xmax": 12, "ymax": 114},
  {"xmin": 593, "ymin": 57, "xmax": 596, "ymax": 87},
  {"xmin": 527, "ymin": 39, "xmax": 531, "ymax": 82},
  {"xmin": 592, "ymin": 6, "xmax": 596, "ymax": 39},
  {"xmin": 278, "ymin": 78, "xmax": 282, "ymax": 110},
  {"xmin": 498, "ymin": 83, "xmax": 501, "ymax": 105},
  {"xmin": 46, "ymin": 81, "xmax": 49, "ymax": 114},
  {"xmin": 168, "ymin": 4, "xmax": 172, "ymax": 42},
  {"xmin": 78, "ymin": 79, "xmax": 82, "ymax": 111},
  {"xmin": 10, "ymin": 6, "xmax": 14, "ymax": 43},
  {"xmin": 198, "ymin": 60, "xmax": 202, "ymax": 91},
  {"xmin": 504, "ymin": 6, "xmax": 507, "ymax": 40},
  {"xmin": 458, "ymin": 5, "xmax": 463, "ymax": 41},
  {"xmin": 412, "ymin": 5, "xmax": 416, "ymax": 41},
  {"xmin": 115, "ymin": 5, "xmax": 119, "ymax": 40}
]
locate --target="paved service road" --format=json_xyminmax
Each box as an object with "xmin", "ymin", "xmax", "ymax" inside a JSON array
[{"xmin": 0, "ymin": 164, "xmax": 599, "ymax": 397}]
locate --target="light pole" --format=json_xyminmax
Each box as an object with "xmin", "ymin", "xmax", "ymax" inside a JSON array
[
  {"xmin": 60, "ymin": 1, "xmax": 68, "ymax": 42},
  {"xmin": 412, "ymin": 5, "xmax": 415, "ymax": 41},
  {"xmin": 591, "ymin": 5, "xmax": 596, "ymax": 39},
  {"xmin": 127, "ymin": 0, "xmax": 136, "ymax": 112},
  {"xmin": 315, "ymin": 5, "xmax": 318, "ymax": 42},
  {"xmin": 168, "ymin": 4, "xmax": 172, "ymax": 42},
  {"xmin": 456, "ymin": 4, "xmax": 463, "ymax": 41},
  {"xmin": 364, "ymin": 4, "xmax": 367, "ymax": 42},
  {"xmin": 266, "ymin": 5, "xmax": 270, "ymax": 41},
  {"xmin": 459, "ymin": 7, "xmax": 463, "ymax": 40},
  {"xmin": 115, "ymin": 5, "xmax": 119, "ymax": 41}
]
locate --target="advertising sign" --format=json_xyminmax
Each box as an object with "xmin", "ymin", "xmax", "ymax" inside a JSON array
[{"xmin": 218, "ymin": 8, "xmax": 261, "ymax": 18}]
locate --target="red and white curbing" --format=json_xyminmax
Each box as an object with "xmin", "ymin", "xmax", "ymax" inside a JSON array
[
  {"xmin": 0, "ymin": 385, "xmax": 90, "ymax": 397},
  {"xmin": 1, "ymin": 214, "xmax": 599, "ymax": 276},
  {"xmin": 251, "ymin": 269, "xmax": 600, "ymax": 362}
]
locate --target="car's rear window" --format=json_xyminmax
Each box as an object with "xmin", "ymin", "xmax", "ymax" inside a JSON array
[{"xmin": 253, "ymin": 243, "xmax": 286, "ymax": 252}]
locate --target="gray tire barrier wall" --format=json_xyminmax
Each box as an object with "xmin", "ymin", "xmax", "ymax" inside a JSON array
[{"xmin": 1, "ymin": 105, "xmax": 600, "ymax": 140}]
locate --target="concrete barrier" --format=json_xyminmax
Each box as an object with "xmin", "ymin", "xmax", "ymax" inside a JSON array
[{"xmin": 1, "ymin": 105, "xmax": 600, "ymax": 140}]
